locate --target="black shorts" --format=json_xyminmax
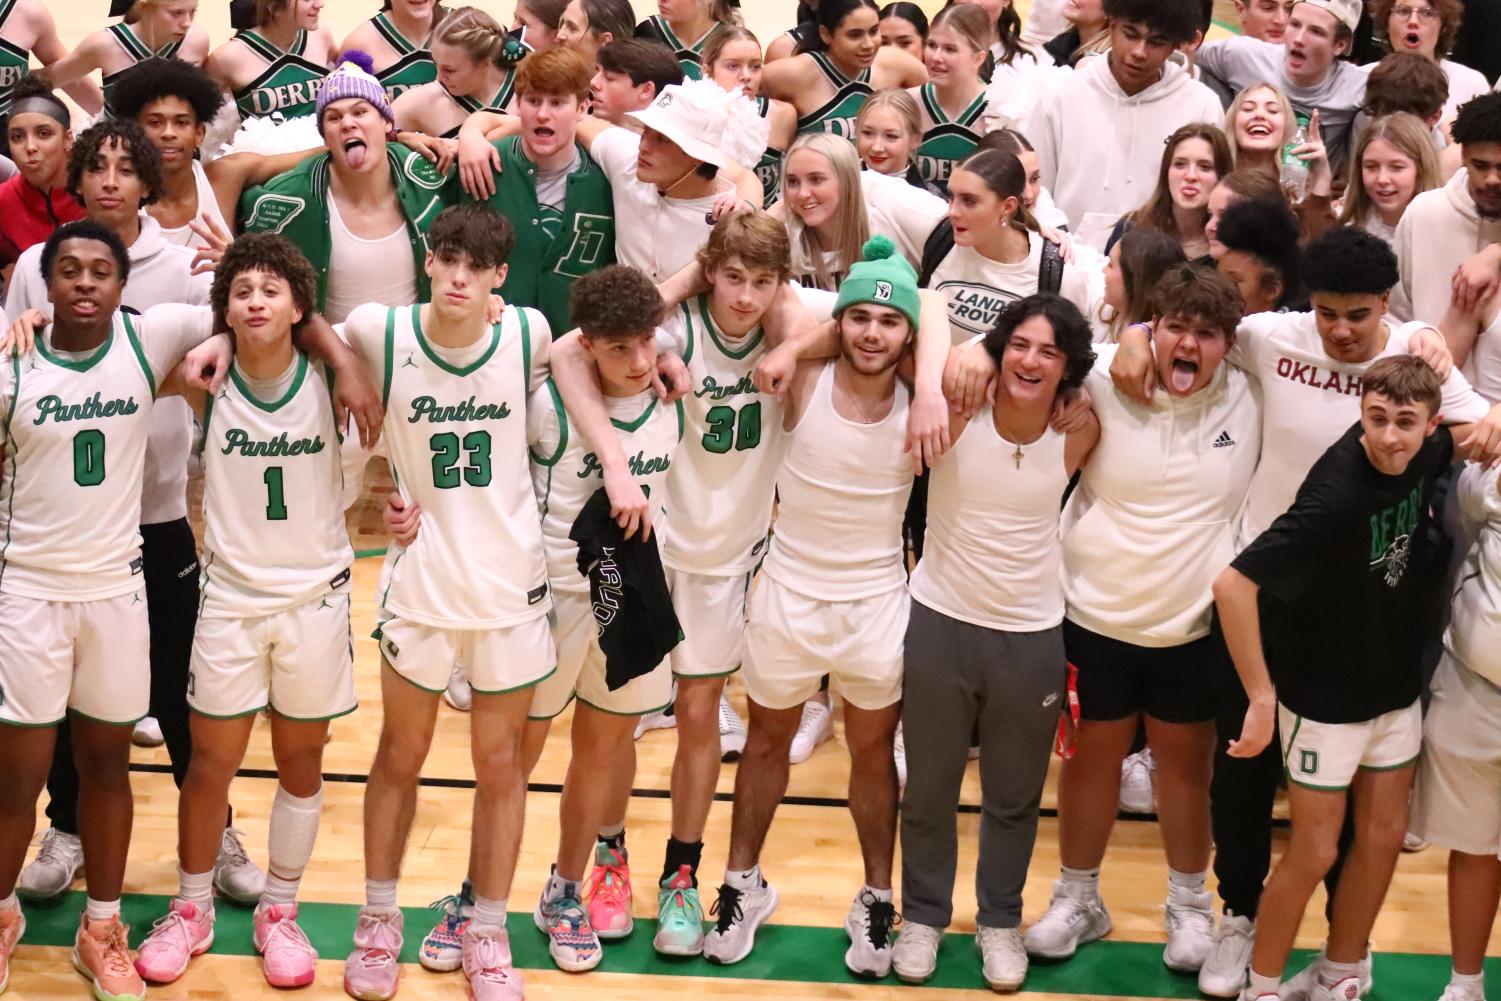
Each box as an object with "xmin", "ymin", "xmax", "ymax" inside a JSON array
[{"xmin": 1064, "ymin": 619, "xmax": 1215, "ymax": 724}]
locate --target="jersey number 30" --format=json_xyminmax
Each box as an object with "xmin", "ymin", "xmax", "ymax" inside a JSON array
[
  {"xmin": 431, "ymin": 431, "xmax": 493, "ymax": 488},
  {"xmin": 701, "ymin": 401, "xmax": 761, "ymax": 454}
]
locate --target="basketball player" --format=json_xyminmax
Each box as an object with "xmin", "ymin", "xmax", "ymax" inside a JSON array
[
  {"xmin": 40, "ymin": 0, "xmax": 210, "ymax": 114},
  {"xmin": 134, "ymin": 234, "xmax": 353, "ymax": 991},
  {"xmin": 338, "ymin": 204, "xmax": 553, "ymax": 1001},
  {"xmin": 702, "ymin": 236, "xmax": 919, "ymax": 978},
  {"xmin": 0, "ymin": 220, "xmax": 232, "ymax": 1001}
]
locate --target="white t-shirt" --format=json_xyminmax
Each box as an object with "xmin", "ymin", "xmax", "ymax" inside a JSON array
[
  {"xmin": 324, "ymin": 198, "xmax": 419, "ymax": 325},
  {"xmin": 590, "ymin": 126, "xmax": 722, "ymax": 282},
  {"xmin": 928, "ymin": 234, "xmax": 1092, "ymax": 343},
  {"xmin": 1442, "ymin": 58, "xmax": 1490, "ymax": 122}
]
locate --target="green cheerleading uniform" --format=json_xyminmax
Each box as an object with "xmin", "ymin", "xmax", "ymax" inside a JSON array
[
  {"xmin": 633, "ymin": 15, "xmax": 715, "ymax": 81},
  {"xmin": 795, "ymin": 52, "xmax": 871, "ymax": 140},
  {"xmin": 914, "ymin": 84, "xmax": 989, "ymax": 192},
  {"xmin": 368, "ymin": 12, "xmax": 436, "ymax": 102},
  {"xmin": 101, "ymin": 23, "xmax": 183, "ymax": 115},
  {"xmin": 438, "ymin": 71, "xmax": 517, "ymax": 139},
  {"xmin": 755, "ymin": 97, "xmax": 783, "ymax": 209},
  {"xmin": 232, "ymin": 29, "xmax": 330, "ymax": 120},
  {"xmin": 0, "ymin": 0, "xmax": 31, "ymax": 119}
]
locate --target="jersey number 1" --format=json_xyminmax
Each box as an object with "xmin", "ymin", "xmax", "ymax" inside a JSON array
[
  {"xmin": 431, "ymin": 431, "xmax": 493, "ymax": 488},
  {"xmin": 701, "ymin": 401, "xmax": 761, "ymax": 454},
  {"xmin": 264, "ymin": 467, "xmax": 289, "ymax": 520}
]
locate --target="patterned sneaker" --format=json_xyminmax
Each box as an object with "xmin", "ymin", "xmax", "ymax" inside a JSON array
[
  {"xmin": 343, "ymin": 905, "xmax": 404, "ymax": 1001},
  {"xmin": 420, "ymin": 882, "xmax": 474, "ymax": 972},
  {"xmin": 0, "ymin": 903, "xmax": 25, "ymax": 995},
  {"xmin": 586, "ymin": 843, "xmax": 634, "ymax": 940},
  {"xmin": 462, "ymin": 924, "xmax": 524, "ymax": 1000},
  {"xmin": 73, "ymin": 914, "xmax": 146, "ymax": 1001},
  {"xmin": 702, "ymin": 877, "xmax": 778, "ymax": 965},
  {"xmin": 213, "ymin": 826, "xmax": 266, "ymax": 905},
  {"xmin": 843, "ymin": 889, "xmax": 898, "ymax": 978},
  {"xmin": 654, "ymin": 865, "xmax": 706, "ymax": 956},
  {"xmin": 534, "ymin": 878, "xmax": 602, "ymax": 972},
  {"xmin": 135, "ymin": 898, "xmax": 214, "ymax": 983},
  {"xmin": 254, "ymin": 902, "xmax": 318, "ymax": 988},
  {"xmin": 719, "ymin": 696, "xmax": 747, "ymax": 762}
]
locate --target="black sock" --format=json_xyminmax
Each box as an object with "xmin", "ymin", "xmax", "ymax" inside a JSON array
[
  {"xmin": 601, "ymin": 827, "xmax": 626, "ymax": 853},
  {"xmin": 662, "ymin": 837, "xmax": 704, "ymax": 887}
]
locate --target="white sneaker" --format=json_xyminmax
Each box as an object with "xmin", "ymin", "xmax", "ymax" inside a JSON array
[
  {"xmin": 1198, "ymin": 911, "xmax": 1255, "ymax": 997},
  {"xmin": 788, "ymin": 698, "xmax": 833, "ymax": 765},
  {"xmin": 132, "ymin": 716, "xmax": 165, "ymax": 747},
  {"xmin": 1402, "ymin": 830, "xmax": 1430, "ymax": 852},
  {"xmin": 16, "ymin": 828, "xmax": 83, "ymax": 901},
  {"xmin": 214, "ymin": 827, "xmax": 266, "ymax": 905},
  {"xmin": 443, "ymin": 663, "xmax": 472, "ymax": 712},
  {"xmin": 1281, "ymin": 946, "xmax": 1375, "ymax": 1001},
  {"xmin": 894, "ymin": 723, "xmax": 907, "ymax": 791},
  {"xmin": 635, "ymin": 682, "xmax": 677, "ymax": 739},
  {"xmin": 891, "ymin": 921, "xmax": 941, "ymax": 984},
  {"xmin": 842, "ymin": 889, "xmax": 896, "ymax": 978},
  {"xmin": 718, "ymin": 696, "xmax": 747, "ymax": 762},
  {"xmin": 1311, "ymin": 975, "xmax": 1363, "ymax": 1001},
  {"xmin": 976, "ymin": 925, "xmax": 1028, "ymax": 991},
  {"xmin": 1438, "ymin": 980, "xmax": 1488, "ymax": 1001},
  {"xmin": 702, "ymin": 877, "xmax": 778, "ymax": 965},
  {"xmin": 1162, "ymin": 882, "xmax": 1215, "ymax": 973},
  {"xmin": 1023, "ymin": 879, "xmax": 1111, "ymax": 959},
  {"xmin": 1119, "ymin": 749, "xmax": 1155, "ymax": 814}
]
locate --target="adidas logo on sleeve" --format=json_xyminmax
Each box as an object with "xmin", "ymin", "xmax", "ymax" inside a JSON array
[{"xmin": 1212, "ymin": 430, "xmax": 1237, "ymax": 448}]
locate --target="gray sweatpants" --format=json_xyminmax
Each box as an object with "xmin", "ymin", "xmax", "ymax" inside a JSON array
[{"xmin": 899, "ymin": 599, "xmax": 1066, "ymax": 929}]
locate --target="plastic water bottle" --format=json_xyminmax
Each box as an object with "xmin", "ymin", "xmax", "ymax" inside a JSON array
[{"xmin": 1281, "ymin": 114, "xmax": 1311, "ymax": 203}]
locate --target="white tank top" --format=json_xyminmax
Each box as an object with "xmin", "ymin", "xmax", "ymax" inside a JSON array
[
  {"xmin": 324, "ymin": 198, "xmax": 418, "ymax": 324},
  {"xmin": 199, "ymin": 352, "xmax": 354, "ymax": 618},
  {"xmin": 0, "ymin": 316, "xmax": 157, "ymax": 600},
  {"xmin": 158, "ymin": 161, "xmax": 229, "ymax": 248},
  {"xmin": 531, "ymin": 380, "xmax": 683, "ymax": 592},
  {"xmin": 661, "ymin": 296, "xmax": 788, "ymax": 576},
  {"xmin": 761, "ymin": 362, "xmax": 914, "ymax": 601},
  {"xmin": 378, "ymin": 304, "xmax": 551, "ymax": 628},
  {"xmin": 1466, "ymin": 305, "xmax": 1501, "ymax": 403},
  {"xmin": 909, "ymin": 406, "xmax": 1069, "ymax": 630}
]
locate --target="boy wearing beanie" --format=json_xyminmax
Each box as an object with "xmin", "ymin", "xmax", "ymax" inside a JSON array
[{"xmin": 702, "ymin": 237, "xmax": 919, "ymax": 979}]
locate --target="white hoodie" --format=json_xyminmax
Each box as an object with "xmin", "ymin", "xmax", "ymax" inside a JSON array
[
  {"xmin": 8, "ymin": 214, "xmax": 211, "ymax": 526},
  {"xmin": 1390, "ymin": 168, "xmax": 1501, "ymax": 327},
  {"xmin": 1022, "ymin": 55, "xmax": 1224, "ymax": 251}
]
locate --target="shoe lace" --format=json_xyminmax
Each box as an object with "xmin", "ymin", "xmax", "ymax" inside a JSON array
[
  {"xmin": 100, "ymin": 921, "xmax": 135, "ymax": 978},
  {"xmin": 1168, "ymin": 900, "xmax": 1214, "ymax": 938},
  {"xmin": 466, "ymin": 931, "xmax": 514, "ymax": 984},
  {"xmin": 34, "ymin": 828, "xmax": 74, "ymax": 866},
  {"xmin": 219, "ymin": 827, "xmax": 252, "ymax": 868},
  {"xmin": 709, "ymin": 885, "xmax": 743, "ymax": 934},
  {"xmin": 427, "ymin": 892, "xmax": 468, "ymax": 930},
  {"xmin": 146, "ymin": 907, "xmax": 194, "ymax": 951},
  {"xmin": 262, "ymin": 913, "xmax": 314, "ymax": 954},
  {"xmin": 354, "ymin": 912, "xmax": 400, "ymax": 969},
  {"xmin": 547, "ymin": 893, "xmax": 587, "ymax": 932},
  {"xmin": 864, "ymin": 895, "xmax": 899, "ymax": 949},
  {"xmin": 585, "ymin": 858, "xmax": 629, "ymax": 907},
  {"xmin": 661, "ymin": 881, "xmax": 702, "ymax": 924},
  {"xmin": 795, "ymin": 702, "xmax": 827, "ymax": 740}
]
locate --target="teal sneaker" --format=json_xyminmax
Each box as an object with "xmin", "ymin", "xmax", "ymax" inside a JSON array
[
  {"xmin": 653, "ymin": 865, "xmax": 705, "ymax": 956},
  {"xmin": 534, "ymin": 879, "xmax": 602, "ymax": 973}
]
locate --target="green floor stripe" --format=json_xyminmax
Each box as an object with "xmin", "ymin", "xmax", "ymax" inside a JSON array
[
  {"xmin": 16, "ymin": 891, "xmax": 1495, "ymax": 996},
  {"xmin": 354, "ymin": 546, "xmax": 388, "ymax": 559}
]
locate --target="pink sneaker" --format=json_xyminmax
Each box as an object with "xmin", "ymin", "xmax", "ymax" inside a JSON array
[
  {"xmin": 135, "ymin": 898, "xmax": 214, "ymax": 984},
  {"xmin": 344, "ymin": 905, "xmax": 404, "ymax": 1001},
  {"xmin": 586, "ymin": 843, "xmax": 634, "ymax": 939},
  {"xmin": 0, "ymin": 901, "xmax": 25, "ymax": 995},
  {"xmin": 462, "ymin": 924, "xmax": 524, "ymax": 1000},
  {"xmin": 254, "ymin": 902, "xmax": 318, "ymax": 988}
]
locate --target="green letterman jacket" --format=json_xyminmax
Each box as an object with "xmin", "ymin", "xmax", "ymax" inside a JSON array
[
  {"xmin": 239, "ymin": 143, "xmax": 452, "ymax": 310},
  {"xmin": 479, "ymin": 137, "xmax": 616, "ymax": 335}
]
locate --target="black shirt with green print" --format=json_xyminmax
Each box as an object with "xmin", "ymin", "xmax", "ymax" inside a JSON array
[{"xmin": 1232, "ymin": 421, "xmax": 1455, "ymax": 724}]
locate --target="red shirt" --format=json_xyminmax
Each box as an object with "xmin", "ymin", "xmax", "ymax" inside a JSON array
[{"xmin": 0, "ymin": 174, "xmax": 84, "ymax": 269}]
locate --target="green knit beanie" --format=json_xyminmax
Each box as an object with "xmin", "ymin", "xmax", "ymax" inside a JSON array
[{"xmin": 833, "ymin": 236, "xmax": 922, "ymax": 331}]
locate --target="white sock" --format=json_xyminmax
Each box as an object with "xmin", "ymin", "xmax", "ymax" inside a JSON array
[
  {"xmin": 365, "ymin": 878, "xmax": 398, "ymax": 909},
  {"xmin": 863, "ymin": 885, "xmax": 893, "ymax": 903},
  {"xmin": 472, "ymin": 894, "xmax": 507, "ymax": 927},
  {"xmin": 263, "ymin": 784, "xmax": 323, "ymax": 906},
  {"xmin": 545, "ymin": 870, "xmax": 577, "ymax": 900},
  {"xmin": 1168, "ymin": 868, "xmax": 1208, "ymax": 894},
  {"xmin": 1247, "ymin": 970, "xmax": 1280, "ymax": 997},
  {"xmin": 1320, "ymin": 957, "xmax": 1362, "ymax": 987},
  {"xmin": 178, "ymin": 867, "xmax": 214, "ymax": 909},
  {"xmin": 725, "ymin": 865, "xmax": 762, "ymax": 891},
  {"xmin": 598, "ymin": 820, "xmax": 625, "ymax": 840},
  {"xmin": 85, "ymin": 896, "xmax": 120, "ymax": 923},
  {"xmin": 1060, "ymin": 865, "xmax": 1100, "ymax": 894},
  {"xmin": 1451, "ymin": 970, "xmax": 1485, "ymax": 988},
  {"xmin": 0, "ymin": 890, "xmax": 17, "ymax": 912}
]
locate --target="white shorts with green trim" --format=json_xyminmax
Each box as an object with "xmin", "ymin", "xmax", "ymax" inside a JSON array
[
  {"xmin": 188, "ymin": 592, "xmax": 356, "ymax": 721},
  {"xmin": 0, "ymin": 588, "xmax": 149, "ymax": 727},
  {"xmin": 1412, "ymin": 652, "xmax": 1501, "ymax": 856},
  {"xmin": 667, "ymin": 567, "xmax": 750, "ymax": 678},
  {"xmin": 742, "ymin": 577, "xmax": 907, "ymax": 712},
  {"xmin": 529, "ymin": 589, "xmax": 674, "ymax": 720},
  {"xmin": 376, "ymin": 612, "xmax": 555, "ymax": 695},
  {"xmin": 1279, "ymin": 699, "xmax": 1421, "ymax": 790}
]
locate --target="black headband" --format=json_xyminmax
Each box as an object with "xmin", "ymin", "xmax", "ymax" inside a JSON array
[
  {"xmin": 109, "ymin": 0, "xmax": 135, "ymax": 17},
  {"xmin": 229, "ymin": 0, "xmax": 255, "ymax": 30}
]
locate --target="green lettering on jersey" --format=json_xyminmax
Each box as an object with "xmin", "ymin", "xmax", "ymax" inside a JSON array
[
  {"xmin": 33, "ymin": 393, "xmax": 140, "ymax": 424},
  {"xmin": 220, "ymin": 428, "xmax": 327, "ymax": 457},
  {"xmin": 578, "ymin": 450, "xmax": 672, "ymax": 479},
  {"xmin": 408, "ymin": 395, "xmax": 511, "ymax": 424},
  {"xmin": 693, "ymin": 374, "xmax": 756, "ymax": 402}
]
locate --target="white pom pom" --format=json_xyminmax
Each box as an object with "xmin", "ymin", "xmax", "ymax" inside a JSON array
[{"xmin": 223, "ymin": 113, "xmax": 324, "ymax": 157}]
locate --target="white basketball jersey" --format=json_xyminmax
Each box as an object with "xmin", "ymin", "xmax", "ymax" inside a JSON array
[
  {"xmin": 199, "ymin": 352, "xmax": 354, "ymax": 618},
  {"xmin": 661, "ymin": 295, "xmax": 787, "ymax": 576},
  {"xmin": 761, "ymin": 361, "xmax": 914, "ymax": 601},
  {"xmin": 530, "ymin": 380, "xmax": 683, "ymax": 592},
  {"xmin": 0, "ymin": 315, "xmax": 158, "ymax": 600},
  {"xmin": 377, "ymin": 304, "xmax": 551, "ymax": 628}
]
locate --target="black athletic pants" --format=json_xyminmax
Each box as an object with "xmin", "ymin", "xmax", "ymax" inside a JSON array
[
  {"xmin": 44, "ymin": 519, "xmax": 228, "ymax": 832},
  {"xmin": 1208, "ymin": 610, "xmax": 1350, "ymax": 920}
]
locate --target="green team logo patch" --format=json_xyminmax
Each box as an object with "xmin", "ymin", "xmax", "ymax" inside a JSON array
[
  {"xmin": 553, "ymin": 214, "xmax": 613, "ymax": 277},
  {"xmin": 244, "ymin": 194, "xmax": 306, "ymax": 234},
  {"xmin": 383, "ymin": 637, "xmax": 400, "ymax": 661},
  {"xmin": 1299, "ymin": 749, "xmax": 1319, "ymax": 775},
  {"xmin": 401, "ymin": 152, "xmax": 447, "ymax": 191}
]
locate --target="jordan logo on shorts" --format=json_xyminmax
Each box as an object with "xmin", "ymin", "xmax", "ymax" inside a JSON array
[{"xmin": 1298, "ymin": 749, "xmax": 1318, "ymax": 776}]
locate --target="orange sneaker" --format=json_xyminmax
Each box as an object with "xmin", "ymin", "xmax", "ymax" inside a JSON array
[
  {"xmin": 73, "ymin": 913, "xmax": 146, "ymax": 1001},
  {"xmin": 0, "ymin": 902, "xmax": 25, "ymax": 995}
]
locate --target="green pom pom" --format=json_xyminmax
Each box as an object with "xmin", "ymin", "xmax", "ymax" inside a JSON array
[{"xmin": 861, "ymin": 235, "xmax": 897, "ymax": 262}]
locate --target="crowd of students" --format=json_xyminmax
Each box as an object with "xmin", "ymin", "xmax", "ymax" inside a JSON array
[{"xmin": 0, "ymin": 1, "xmax": 1498, "ymax": 1001}]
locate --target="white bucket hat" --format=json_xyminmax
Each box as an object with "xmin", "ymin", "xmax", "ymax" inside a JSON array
[
  {"xmin": 1296, "ymin": 0, "xmax": 1361, "ymax": 33},
  {"xmin": 626, "ymin": 78, "xmax": 770, "ymax": 171}
]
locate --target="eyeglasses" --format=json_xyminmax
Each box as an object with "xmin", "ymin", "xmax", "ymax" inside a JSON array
[{"xmin": 1392, "ymin": 4, "xmax": 1441, "ymax": 21}]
